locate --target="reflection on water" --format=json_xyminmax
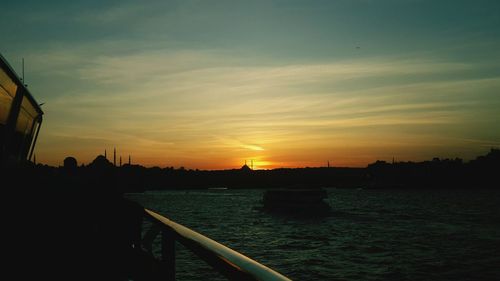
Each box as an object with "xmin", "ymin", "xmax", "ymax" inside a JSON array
[{"xmin": 127, "ymin": 189, "xmax": 500, "ymax": 281}]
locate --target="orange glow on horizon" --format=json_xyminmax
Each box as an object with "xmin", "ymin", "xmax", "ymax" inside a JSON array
[{"xmin": 35, "ymin": 149, "xmax": 418, "ymax": 170}]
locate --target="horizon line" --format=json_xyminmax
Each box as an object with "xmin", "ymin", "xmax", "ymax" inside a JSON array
[{"xmin": 36, "ymin": 148, "xmax": 499, "ymax": 171}]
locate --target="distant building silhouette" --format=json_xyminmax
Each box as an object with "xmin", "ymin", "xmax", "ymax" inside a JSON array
[
  {"xmin": 63, "ymin": 156, "xmax": 77, "ymax": 170},
  {"xmin": 240, "ymin": 163, "xmax": 252, "ymax": 172},
  {"xmin": 88, "ymin": 155, "xmax": 113, "ymax": 169},
  {"xmin": 114, "ymin": 147, "xmax": 116, "ymax": 166}
]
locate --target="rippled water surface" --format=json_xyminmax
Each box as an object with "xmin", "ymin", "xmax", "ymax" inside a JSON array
[{"xmin": 127, "ymin": 189, "xmax": 500, "ymax": 280}]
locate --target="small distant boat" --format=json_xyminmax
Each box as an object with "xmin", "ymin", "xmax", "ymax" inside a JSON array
[{"xmin": 262, "ymin": 188, "xmax": 331, "ymax": 215}]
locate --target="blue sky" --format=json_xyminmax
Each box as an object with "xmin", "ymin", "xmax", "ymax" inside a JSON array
[{"xmin": 1, "ymin": 0, "xmax": 500, "ymax": 168}]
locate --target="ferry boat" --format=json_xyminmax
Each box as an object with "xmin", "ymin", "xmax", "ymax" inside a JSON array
[
  {"xmin": 263, "ymin": 188, "xmax": 331, "ymax": 215},
  {"xmin": 0, "ymin": 54, "xmax": 43, "ymax": 166}
]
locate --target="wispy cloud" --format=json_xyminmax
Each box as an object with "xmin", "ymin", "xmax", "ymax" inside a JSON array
[{"xmin": 24, "ymin": 45, "xmax": 500, "ymax": 167}]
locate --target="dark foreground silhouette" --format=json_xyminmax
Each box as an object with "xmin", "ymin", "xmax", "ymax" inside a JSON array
[
  {"xmin": 4, "ymin": 165, "xmax": 156, "ymax": 281},
  {"xmin": 4, "ymin": 149, "xmax": 499, "ymax": 280}
]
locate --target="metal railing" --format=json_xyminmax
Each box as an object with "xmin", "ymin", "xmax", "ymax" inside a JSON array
[{"xmin": 142, "ymin": 209, "xmax": 291, "ymax": 281}]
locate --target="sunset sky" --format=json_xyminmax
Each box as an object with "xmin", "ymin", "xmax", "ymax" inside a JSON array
[{"xmin": 1, "ymin": 0, "xmax": 500, "ymax": 169}]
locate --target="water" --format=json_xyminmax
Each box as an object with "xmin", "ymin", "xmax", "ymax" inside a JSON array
[{"xmin": 127, "ymin": 189, "xmax": 500, "ymax": 280}]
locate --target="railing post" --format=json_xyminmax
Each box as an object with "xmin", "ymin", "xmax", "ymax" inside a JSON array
[{"xmin": 161, "ymin": 229, "xmax": 175, "ymax": 281}]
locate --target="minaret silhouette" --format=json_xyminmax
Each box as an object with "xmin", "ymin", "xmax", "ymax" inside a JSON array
[
  {"xmin": 104, "ymin": 149, "xmax": 107, "ymax": 159},
  {"xmin": 328, "ymin": 160, "xmax": 330, "ymax": 168},
  {"xmin": 128, "ymin": 155, "xmax": 131, "ymax": 165},
  {"xmin": 113, "ymin": 148, "xmax": 116, "ymax": 166},
  {"xmin": 119, "ymin": 156, "xmax": 122, "ymax": 167},
  {"xmin": 251, "ymin": 159, "xmax": 253, "ymax": 170}
]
